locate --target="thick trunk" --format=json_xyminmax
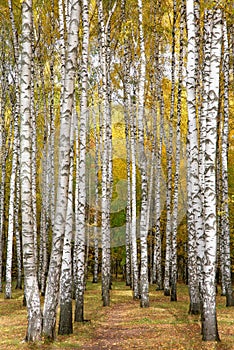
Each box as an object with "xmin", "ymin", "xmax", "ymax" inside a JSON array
[
  {"xmin": 43, "ymin": 0, "xmax": 80, "ymax": 339},
  {"xmin": 186, "ymin": 0, "xmax": 202, "ymax": 314},
  {"xmin": 201, "ymin": 8, "xmax": 222, "ymax": 342},
  {"xmin": 20, "ymin": 0, "xmax": 42, "ymax": 341}
]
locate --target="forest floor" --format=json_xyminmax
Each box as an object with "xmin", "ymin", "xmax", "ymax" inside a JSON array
[{"xmin": 0, "ymin": 280, "xmax": 234, "ymax": 350}]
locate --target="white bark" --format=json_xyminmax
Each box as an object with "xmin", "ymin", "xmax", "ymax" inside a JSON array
[
  {"xmin": 153, "ymin": 84, "xmax": 164, "ymax": 290},
  {"xmin": 219, "ymin": 18, "xmax": 233, "ymax": 306},
  {"xmin": 164, "ymin": 0, "xmax": 176, "ymax": 297},
  {"xmin": 92, "ymin": 108, "xmax": 100, "ymax": 284},
  {"xmin": 74, "ymin": 0, "xmax": 89, "ymax": 322},
  {"xmin": 58, "ymin": 116, "xmax": 74, "ymax": 335},
  {"xmin": 97, "ymin": 0, "xmax": 114, "ymax": 307},
  {"xmin": 5, "ymin": 0, "xmax": 21, "ymax": 299},
  {"xmin": 20, "ymin": 0, "xmax": 42, "ymax": 341},
  {"xmin": 186, "ymin": 0, "xmax": 201, "ymax": 314},
  {"xmin": 43, "ymin": 0, "xmax": 80, "ymax": 339},
  {"xmin": 130, "ymin": 88, "xmax": 139, "ymax": 299},
  {"xmin": 201, "ymin": 8, "xmax": 222, "ymax": 342},
  {"xmin": 5, "ymin": 108, "xmax": 18, "ymax": 299},
  {"xmin": 137, "ymin": 0, "xmax": 149, "ymax": 307}
]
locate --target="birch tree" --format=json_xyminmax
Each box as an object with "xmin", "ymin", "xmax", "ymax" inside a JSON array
[
  {"xmin": 74, "ymin": 0, "xmax": 89, "ymax": 322},
  {"xmin": 170, "ymin": 0, "xmax": 185, "ymax": 302},
  {"xmin": 164, "ymin": 0, "xmax": 176, "ymax": 297},
  {"xmin": 120, "ymin": 0, "xmax": 131, "ymax": 288},
  {"xmin": 58, "ymin": 116, "xmax": 75, "ymax": 335},
  {"xmin": 186, "ymin": 0, "xmax": 201, "ymax": 315},
  {"xmin": 218, "ymin": 17, "xmax": 233, "ymax": 307},
  {"xmin": 5, "ymin": 0, "xmax": 20, "ymax": 300},
  {"xmin": 20, "ymin": 0, "xmax": 42, "ymax": 341},
  {"xmin": 137, "ymin": 0, "xmax": 149, "ymax": 308},
  {"xmin": 200, "ymin": 7, "xmax": 222, "ymax": 342},
  {"xmin": 120, "ymin": 0, "xmax": 138, "ymax": 295},
  {"xmin": 43, "ymin": 0, "xmax": 80, "ymax": 339},
  {"xmin": 96, "ymin": 0, "xmax": 115, "ymax": 307}
]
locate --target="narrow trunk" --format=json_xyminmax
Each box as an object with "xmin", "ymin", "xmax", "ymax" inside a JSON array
[
  {"xmin": 219, "ymin": 18, "xmax": 233, "ymax": 307},
  {"xmin": 164, "ymin": 0, "xmax": 176, "ymax": 297},
  {"xmin": 137, "ymin": 0, "xmax": 149, "ymax": 308},
  {"xmin": 92, "ymin": 109, "xmax": 100, "ymax": 284},
  {"xmin": 74, "ymin": 0, "xmax": 89, "ymax": 322},
  {"xmin": 170, "ymin": 0, "xmax": 185, "ymax": 302},
  {"xmin": 58, "ymin": 117, "xmax": 74, "ymax": 335}
]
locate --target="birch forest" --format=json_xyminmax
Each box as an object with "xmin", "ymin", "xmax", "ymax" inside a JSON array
[{"xmin": 0, "ymin": 0, "xmax": 233, "ymax": 345}]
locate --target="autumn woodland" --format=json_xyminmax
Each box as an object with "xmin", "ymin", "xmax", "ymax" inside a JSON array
[{"xmin": 0, "ymin": 0, "xmax": 233, "ymax": 346}]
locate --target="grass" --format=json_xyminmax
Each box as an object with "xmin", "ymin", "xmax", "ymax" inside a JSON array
[{"xmin": 0, "ymin": 281, "xmax": 234, "ymax": 349}]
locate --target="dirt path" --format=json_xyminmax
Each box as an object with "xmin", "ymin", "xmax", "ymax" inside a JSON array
[
  {"xmin": 81, "ymin": 301, "xmax": 155, "ymax": 349},
  {"xmin": 79, "ymin": 298, "xmax": 233, "ymax": 350}
]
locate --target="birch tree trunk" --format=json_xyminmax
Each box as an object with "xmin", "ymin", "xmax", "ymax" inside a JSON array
[
  {"xmin": 30, "ymin": 27, "xmax": 38, "ymax": 271},
  {"xmin": 20, "ymin": 0, "xmax": 42, "ymax": 341},
  {"xmin": 74, "ymin": 0, "xmax": 89, "ymax": 322},
  {"xmin": 219, "ymin": 17, "xmax": 233, "ymax": 307},
  {"xmin": 122, "ymin": 75, "xmax": 132, "ymax": 288},
  {"xmin": 130, "ymin": 84, "xmax": 139, "ymax": 299},
  {"xmin": 170, "ymin": 0, "xmax": 185, "ymax": 302},
  {"xmin": 186, "ymin": 0, "xmax": 201, "ymax": 315},
  {"xmin": 43, "ymin": 0, "xmax": 80, "ymax": 339},
  {"xmin": 0, "ymin": 31, "xmax": 6, "ymax": 292},
  {"xmin": 5, "ymin": 105, "xmax": 18, "ymax": 299},
  {"xmin": 153, "ymin": 84, "xmax": 164, "ymax": 291},
  {"xmin": 5, "ymin": 0, "xmax": 21, "ymax": 299},
  {"xmin": 121, "ymin": 2, "xmax": 139, "ymax": 297},
  {"xmin": 121, "ymin": 0, "xmax": 132, "ymax": 288},
  {"xmin": 201, "ymin": 7, "xmax": 222, "ymax": 342},
  {"xmin": 58, "ymin": 116, "xmax": 74, "ymax": 335},
  {"xmin": 137, "ymin": 0, "xmax": 149, "ymax": 308},
  {"xmin": 97, "ymin": 0, "xmax": 114, "ymax": 307},
  {"xmin": 15, "ymin": 165, "xmax": 22, "ymax": 289},
  {"xmin": 164, "ymin": 0, "xmax": 176, "ymax": 297},
  {"xmin": 92, "ymin": 108, "xmax": 100, "ymax": 284}
]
